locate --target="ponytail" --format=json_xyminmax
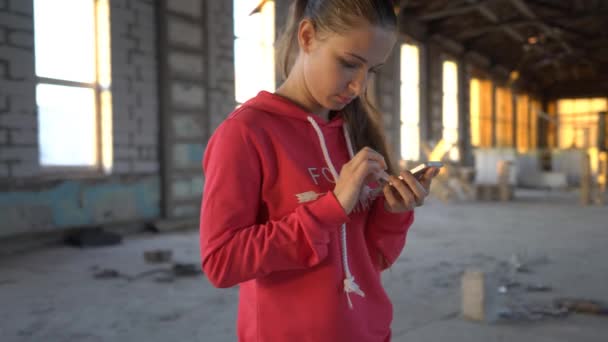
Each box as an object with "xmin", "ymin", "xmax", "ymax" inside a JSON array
[{"xmin": 276, "ymin": 0, "xmax": 309, "ymax": 79}]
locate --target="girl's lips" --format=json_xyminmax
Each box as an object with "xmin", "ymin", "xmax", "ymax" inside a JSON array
[{"xmin": 337, "ymin": 95, "xmax": 353, "ymax": 104}]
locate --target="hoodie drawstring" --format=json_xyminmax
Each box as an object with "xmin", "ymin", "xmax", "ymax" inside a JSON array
[{"xmin": 307, "ymin": 117, "xmax": 365, "ymax": 309}]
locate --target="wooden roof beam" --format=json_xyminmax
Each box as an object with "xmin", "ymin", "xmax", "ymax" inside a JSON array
[
  {"xmin": 418, "ymin": 0, "xmax": 499, "ymax": 21},
  {"xmin": 508, "ymin": 0, "xmax": 573, "ymax": 53},
  {"xmin": 464, "ymin": 0, "xmax": 525, "ymax": 43}
]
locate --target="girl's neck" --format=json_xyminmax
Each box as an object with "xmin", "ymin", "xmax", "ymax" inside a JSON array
[{"xmin": 275, "ymin": 69, "xmax": 330, "ymax": 122}]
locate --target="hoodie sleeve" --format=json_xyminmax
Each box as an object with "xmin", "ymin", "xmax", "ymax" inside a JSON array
[
  {"xmin": 200, "ymin": 118, "xmax": 349, "ymax": 288},
  {"xmin": 364, "ymin": 195, "xmax": 414, "ymax": 271}
]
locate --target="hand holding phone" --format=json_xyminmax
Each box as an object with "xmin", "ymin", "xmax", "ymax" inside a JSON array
[
  {"xmin": 375, "ymin": 161, "xmax": 443, "ymax": 213},
  {"xmin": 376, "ymin": 161, "xmax": 443, "ymax": 184}
]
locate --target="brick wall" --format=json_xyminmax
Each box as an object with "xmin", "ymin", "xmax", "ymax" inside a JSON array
[
  {"xmin": 158, "ymin": 0, "xmax": 235, "ymax": 218},
  {"xmin": 0, "ymin": 0, "xmax": 38, "ymax": 178},
  {"xmin": 0, "ymin": 0, "xmax": 161, "ymax": 237},
  {"xmin": 110, "ymin": 0, "xmax": 159, "ymax": 174}
]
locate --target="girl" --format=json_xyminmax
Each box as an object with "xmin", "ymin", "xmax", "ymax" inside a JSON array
[{"xmin": 200, "ymin": 0, "xmax": 439, "ymax": 340}]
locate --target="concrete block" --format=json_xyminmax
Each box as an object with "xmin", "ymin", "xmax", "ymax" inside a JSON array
[
  {"xmin": 0, "ymin": 129, "xmax": 7, "ymax": 143},
  {"xmin": 0, "ymin": 46, "xmax": 35, "ymax": 78},
  {"xmin": 168, "ymin": 52, "xmax": 204, "ymax": 79},
  {"xmin": 132, "ymin": 131, "xmax": 156, "ymax": 145},
  {"xmin": 0, "ymin": 113, "xmax": 36, "ymax": 129},
  {"xmin": 171, "ymin": 81, "xmax": 205, "ymax": 109},
  {"xmin": 112, "ymin": 161, "xmax": 131, "ymax": 173},
  {"xmin": 11, "ymin": 92, "xmax": 37, "ymax": 114},
  {"xmin": 8, "ymin": 128, "xmax": 37, "ymax": 145},
  {"xmin": 552, "ymin": 149, "xmax": 585, "ymax": 186},
  {"xmin": 167, "ymin": 0, "xmax": 202, "ymax": 18},
  {"xmin": 137, "ymin": 146, "xmax": 156, "ymax": 160},
  {"xmin": 115, "ymin": 146, "xmax": 137, "ymax": 159},
  {"xmin": 539, "ymin": 172, "xmax": 568, "ymax": 189},
  {"xmin": 171, "ymin": 204, "xmax": 199, "ymax": 218},
  {"xmin": 167, "ymin": 19, "xmax": 202, "ymax": 48},
  {"xmin": 0, "ymin": 145, "xmax": 37, "ymax": 161},
  {"xmin": 171, "ymin": 175, "xmax": 203, "ymax": 199},
  {"xmin": 10, "ymin": 161, "xmax": 39, "ymax": 177},
  {"xmin": 0, "ymin": 26, "xmax": 6, "ymax": 44},
  {"xmin": 173, "ymin": 143, "xmax": 204, "ymax": 169},
  {"xmin": 133, "ymin": 161, "xmax": 158, "ymax": 173},
  {"xmin": 0, "ymin": 163, "xmax": 8, "ymax": 177},
  {"xmin": 461, "ymin": 270, "xmax": 485, "ymax": 321},
  {"xmin": 9, "ymin": 0, "xmax": 33, "ymax": 15},
  {"xmin": 0, "ymin": 93, "xmax": 7, "ymax": 112},
  {"xmin": 0, "ymin": 13, "xmax": 33, "ymax": 31},
  {"xmin": 173, "ymin": 115, "xmax": 203, "ymax": 139},
  {"xmin": 8, "ymin": 30, "xmax": 33, "ymax": 49}
]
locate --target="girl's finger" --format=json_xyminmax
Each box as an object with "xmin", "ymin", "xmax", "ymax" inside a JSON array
[
  {"xmin": 383, "ymin": 183, "xmax": 398, "ymax": 209},
  {"xmin": 419, "ymin": 167, "xmax": 438, "ymax": 190},
  {"xmin": 354, "ymin": 147, "xmax": 387, "ymax": 170},
  {"xmin": 398, "ymin": 171, "xmax": 427, "ymax": 203},
  {"xmin": 388, "ymin": 175, "xmax": 416, "ymax": 208}
]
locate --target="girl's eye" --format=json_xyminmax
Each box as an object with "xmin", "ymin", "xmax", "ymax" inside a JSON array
[{"xmin": 339, "ymin": 58, "xmax": 358, "ymax": 69}]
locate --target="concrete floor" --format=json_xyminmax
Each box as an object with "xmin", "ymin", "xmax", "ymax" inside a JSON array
[{"xmin": 1, "ymin": 189, "xmax": 607, "ymax": 342}]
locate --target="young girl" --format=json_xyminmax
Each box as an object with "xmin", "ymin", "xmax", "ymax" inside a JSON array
[{"xmin": 200, "ymin": 0, "xmax": 439, "ymax": 340}]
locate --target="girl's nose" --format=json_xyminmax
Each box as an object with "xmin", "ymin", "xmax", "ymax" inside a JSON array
[{"xmin": 348, "ymin": 72, "xmax": 367, "ymax": 97}]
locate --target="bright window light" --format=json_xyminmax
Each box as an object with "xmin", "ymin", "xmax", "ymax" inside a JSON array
[
  {"xmin": 37, "ymin": 84, "xmax": 97, "ymax": 166},
  {"xmin": 234, "ymin": 0, "xmax": 275, "ymax": 104},
  {"xmin": 34, "ymin": 0, "xmax": 96, "ymax": 83},
  {"xmin": 442, "ymin": 60, "xmax": 459, "ymax": 160},
  {"xmin": 34, "ymin": 0, "xmax": 113, "ymax": 171},
  {"xmin": 400, "ymin": 43, "xmax": 420, "ymax": 161}
]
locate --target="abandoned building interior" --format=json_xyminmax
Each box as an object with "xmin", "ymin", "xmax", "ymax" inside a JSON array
[{"xmin": 0, "ymin": 0, "xmax": 607, "ymax": 341}]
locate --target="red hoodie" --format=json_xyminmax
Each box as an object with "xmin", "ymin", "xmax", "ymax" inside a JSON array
[{"xmin": 200, "ymin": 91, "xmax": 414, "ymax": 342}]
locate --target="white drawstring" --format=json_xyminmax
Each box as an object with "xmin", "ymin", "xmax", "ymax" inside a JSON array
[
  {"xmin": 308, "ymin": 117, "xmax": 365, "ymax": 309},
  {"xmin": 342, "ymin": 124, "xmax": 374, "ymax": 212}
]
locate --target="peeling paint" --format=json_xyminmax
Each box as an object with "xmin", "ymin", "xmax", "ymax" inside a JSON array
[{"xmin": 0, "ymin": 177, "xmax": 160, "ymax": 237}]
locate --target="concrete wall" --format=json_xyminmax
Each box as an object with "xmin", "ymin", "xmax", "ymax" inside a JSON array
[
  {"xmin": 157, "ymin": 0, "xmax": 234, "ymax": 219},
  {"xmin": 0, "ymin": 0, "xmax": 160, "ymax": 237},
  {"xmin": 0, "ymin": 0, "xmax": 482, "ymax": 240}
]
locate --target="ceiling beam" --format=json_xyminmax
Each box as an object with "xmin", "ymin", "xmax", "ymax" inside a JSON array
[
  {"xmin": 544, "ymin": 79, "xmax": 608, "ymax": 100},
  {"xmin": 464, "ymin": 0, "xmax": 525, "ymax": 43},
  {"xmin": 418, "ymin": 0, "xmax": 499, "ymax": 21},
  {"xmin": 508, "ymin": 0, "xmax": 573, "ymax": 53},
  {"xmin": 458, "ymin": 20, "xmax": 536, "ymax": 39},
  {"xmin": 398, "ymin": 12, "xmax": 517, "ymax": 83}
]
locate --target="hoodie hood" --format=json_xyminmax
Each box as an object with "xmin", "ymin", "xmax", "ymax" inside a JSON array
[{"xmin": 246, "ymin": 91, "xmax": 346, "ymax": 128}]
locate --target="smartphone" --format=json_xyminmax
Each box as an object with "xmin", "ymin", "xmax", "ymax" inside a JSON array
[
  {"xmin": 377, "ymin": 161, "xmax": 443, "ymax": 184},
  {"xmin": 408, "ymin": 161, "xmax": 444, "ymax": 179}
]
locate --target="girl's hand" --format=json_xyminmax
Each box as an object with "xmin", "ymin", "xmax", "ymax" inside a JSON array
[
  {"xmin": 333, "ymin": 147, "xmax": 387, "ymax": 215},
  {"xmin": 382, "ymin": 167, "xmax": 440, "ymax": 213}
]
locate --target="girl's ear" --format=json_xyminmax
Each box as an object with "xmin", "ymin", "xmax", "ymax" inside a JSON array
[{"xmin": 297, "ymin": 19, "xmax": 317, "ymax": 54}]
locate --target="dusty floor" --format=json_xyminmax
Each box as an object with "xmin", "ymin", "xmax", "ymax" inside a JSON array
[{"xmin": 1, "ymin": 189, "xmax": 607, "ymax": 342}]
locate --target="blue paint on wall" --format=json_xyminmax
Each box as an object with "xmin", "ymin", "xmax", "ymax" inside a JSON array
[{"xmin": 0, "ymin": 176, "xmax": 160, "ymax": 235}]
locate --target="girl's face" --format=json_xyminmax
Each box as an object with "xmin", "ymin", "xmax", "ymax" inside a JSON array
[{"xmin": 298, "ymin": 20, "xmax": 396, "ymax": 112}]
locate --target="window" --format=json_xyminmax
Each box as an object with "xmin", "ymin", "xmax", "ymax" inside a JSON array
[
  {"xmin": 529, "ymin": 98, "xmax": 540, "ymax": 149},
  {"xmin": 400, "ymin": 43, "xmax": 420, "ymax": 161},
  {"xmin": 516, "ymin": 94, "xmax": 530, "ymax": 152},
  {"xmin": 557, "ymin": 98, "xmax": 607, "ymax": 149},
  {"xmin": 234, "ymin": 0, "xmax": 275, "ymax": 104},
  {"xmin": 442, "ymin": 60, "xmax": 459, "ymax": 160},
  {"xmin": 495, "ymin": 87, "xmax": 513, "ymax": 147},
  {"xmin": 470, "ymin": 78, "xmax": 493, "ymax": 148},
  {"xmin": 34, "ymin": 0, "xmax": 112, "ymax": 173}
]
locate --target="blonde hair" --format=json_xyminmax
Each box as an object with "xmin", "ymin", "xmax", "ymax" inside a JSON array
[{"xmin": 275, "ymin": 0, "xmax": 399, "ymax": 173}]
